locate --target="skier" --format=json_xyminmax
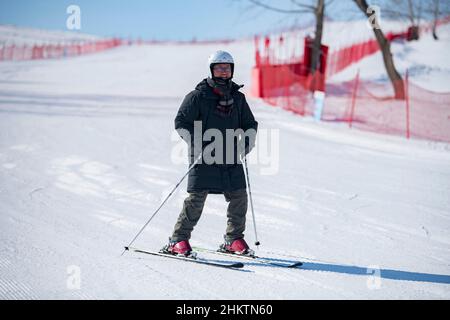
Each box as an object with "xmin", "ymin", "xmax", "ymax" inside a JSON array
[{"xmin": 161, "ymin": 50, "xmax": 258, "ymax": 257}]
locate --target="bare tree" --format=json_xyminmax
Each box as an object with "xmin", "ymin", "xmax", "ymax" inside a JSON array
[
  {"xmin": 426, "ymin": 0, "xmax": 450, "ymax": 39},
  {"xmin": 381, "ymin": 0, "xmax": 450, "ymax": 40},
  {"xmin": 431, "ymin": 0, "xmax": 440, "ymax": 40},
  {"xmin": 384, "ymin": 0, "xmax": 423, "ymax": 24},
  {"xmin": 381, "ymin": 0, "xmax": 426, "ymax": 40},
  {"xmin": 247, "ymin": 0, "xmax": 333, "ymax": 74},
  {"xmin": 431, "ymin": 0, "xmax": 441, "ymax": 39},
  {"xmin": 353, "ymin": 0, "xmax": 405, "ymax": 99}
]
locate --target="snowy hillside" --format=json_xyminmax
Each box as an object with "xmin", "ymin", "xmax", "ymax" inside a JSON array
[
  {"xmin": 0, "ymin": 21, "xmax": 449, "ymax": 299},
  {"xmin": 329, "ymin": 23, "xmax": 450, "ymax": 92},
  {"xmin": 0, "ymin": 25, "xmax": 101, "ymax": 46}
]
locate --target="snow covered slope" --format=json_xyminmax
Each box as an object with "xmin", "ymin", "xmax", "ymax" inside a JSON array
[
  {"xmin": 0, "ymin": 25, "xmax": 101, "ymax": 46},
  {"xmin": 329, "ymin": 23, "xmax": 450, "ymax": 92},
  {"xmin": 0, "ymin": 23, "xmax": 449, "ymax": 299}
]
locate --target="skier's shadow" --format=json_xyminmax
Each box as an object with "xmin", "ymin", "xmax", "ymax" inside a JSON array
[{"xmin": 249, "ymin": 257, "xmax": 450, "ymax": 285}]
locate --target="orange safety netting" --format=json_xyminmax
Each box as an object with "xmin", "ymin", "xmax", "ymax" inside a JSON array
[
  {"xmin": 251, "ymin": 17, "xmax": 450, "ymax": 143},
  {"xmin": 334, "ymin": 76, "xmax": 450, "ymax": 143},
  {"xmin": 272, "ymin": 72, "xmax": 450, "ymax": 143},
  {"xmin": 0, "ymin": 39, "xmax": 123, "ymax": 61}
]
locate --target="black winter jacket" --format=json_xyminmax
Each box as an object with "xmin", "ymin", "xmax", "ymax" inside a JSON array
[{"xmin": 175, "ymin": 78, "xmax": 258, "ymax": 194}]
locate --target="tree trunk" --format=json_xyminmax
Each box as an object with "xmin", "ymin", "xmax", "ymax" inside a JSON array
[
  {"xmin": 408, "ymin": 25, "xmax": 419, "ymax": 41},
  {"xmin": 432, "ymin": 23, "xmax": 439, "ymax": 40},
  {"xmin": 406, "ymin": 0, "xmax": 419, "ymax": 41},
  {"xmin": 353, "ymin": 0, "xmax": 405, "ymax": 99},
  {"xmin": 374, "ymin": 28, "xmax": 405, "ymax": 99},
  {"xmin": 310, "ymin": 0, "xmax": 325, "ymax": 73},
  {"xmin": 432, "ymin": 0, "xmax": 440, "ymax": 40}
]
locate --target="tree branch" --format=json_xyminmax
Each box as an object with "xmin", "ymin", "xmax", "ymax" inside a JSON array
[
  {"xmin": 290, "ymin": 0, "xmax": 316, "ymax": 11},
  {"xmin": 248, "ymin": 0, "xmax": 313, "ymax": 14}
]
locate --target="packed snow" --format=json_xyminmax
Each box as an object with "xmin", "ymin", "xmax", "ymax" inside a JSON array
[
  {"xmin": 0, "ymin": 25, "xmax": 101, "ymax": 46},
  {"xmin": 330, "ymin": 23, "xmax": 450, "ymax": 92},
  {"xmin": 0, "ymin": 20, "xmax": 449, "ymax": 299}
]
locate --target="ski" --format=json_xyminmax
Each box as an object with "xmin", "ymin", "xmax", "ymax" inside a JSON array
[
  {"xmin": 192, "ymin": 247, "xmax": 303, "ymax": 268},
  {"xmin": 125, "ymin": 247, "xmax": 245, "ymax": 269}
]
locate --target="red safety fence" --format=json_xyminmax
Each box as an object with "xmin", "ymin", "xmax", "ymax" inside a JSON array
[
  {"xmin": 252, "ymin": 35, "xmax": 329, "ymax": 95},
  {"xmin": 0, "ymin": 36, "xmax": 240, "ymax": 62},
  {"xmin": 324, "ymin": 71, "xmax": 450, "ymax": 143},
  {"xmin": 327, "ymin": 16, "xmax": 450, "ymax": 78},
  {"xmin": 251, "ymin": 63, "xmax": 325, "ymax": 115},
  {"xmin": 269, "ymin": 70, "xmax": 450, "ymax": 143},
  {"xmin": 253, "ymin": 16, "xmax": 450, "ymax": 96},
  {"xmin": 0, "ymin": 38, "xmax": 123, "ymax": 61},
  {"xmin": 251, "ymin": 17, "xmax": 450, "ymax": 143},
  {"xmin": 326, "ymin": 38, "xmax": 381, "ymax": 77},
  {"xmin": 251, "ymin": 23, "xmax": 432, "ymax": 97}
]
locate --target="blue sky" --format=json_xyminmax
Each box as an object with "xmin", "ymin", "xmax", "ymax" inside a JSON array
[{"xmin": 0, "ymin": 0, "xmax": 361, "ymax": 40}]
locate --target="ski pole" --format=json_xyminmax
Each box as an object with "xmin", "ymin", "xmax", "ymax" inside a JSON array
[
  {"xmin": 242, "ymin": 152, "xmax": 260, "ymax": 247},
  {"xmin": 122, "ymin": 152, "xmax": 203, "ymax": 256}
]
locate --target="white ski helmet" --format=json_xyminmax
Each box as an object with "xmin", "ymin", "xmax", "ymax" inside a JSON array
[{"xmin": 208, "ymin": 50, "xmax": 234, "ymax": 78}]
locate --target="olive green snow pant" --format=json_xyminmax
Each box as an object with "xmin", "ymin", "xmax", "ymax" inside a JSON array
[{"xmin": 170, "ymin": 189, "xmax": 248, "ymax": 243}]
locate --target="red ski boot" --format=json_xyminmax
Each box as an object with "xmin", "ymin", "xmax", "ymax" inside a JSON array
[
  {"xmin": 219, "ymin": 238, "xmax": 254, "ymax": 256},
  {"xmin": 161, "ymin": 240, "xmax": 195, "ymax": 257}
]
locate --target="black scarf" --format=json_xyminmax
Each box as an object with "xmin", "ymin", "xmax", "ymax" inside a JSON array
[{"xmin": 207, "ymin": 77, "xmax": 234, "ymax": 118}]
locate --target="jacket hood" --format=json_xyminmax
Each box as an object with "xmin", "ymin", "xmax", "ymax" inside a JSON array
[{"xmin": 195, "ymin": 78, "xmax": 244, "ymax": 98}]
